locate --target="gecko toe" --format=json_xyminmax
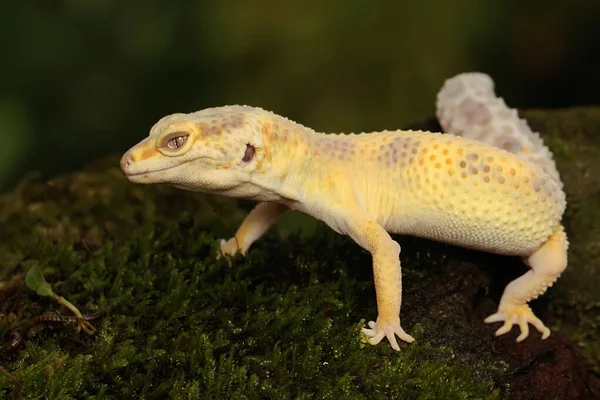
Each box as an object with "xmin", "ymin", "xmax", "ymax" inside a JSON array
[
  {"xmin": 516, "ymin": 316, "xmax": 530, "ymax": 342},
  {"xmin": 362, "ymin": 319, "xmax": 413, "ymax": 350},
  {"xmin": 485, "ymin": 304, "xmax": 550, "ymax": 341}
]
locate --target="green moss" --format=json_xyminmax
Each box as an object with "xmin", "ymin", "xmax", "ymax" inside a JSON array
[
  {"xmin": 3, "ymin": 106, "xmax": 600, "ymax": 398},
  {"xmin": 0, "ymin": 162, "xmax": 507, "ymax": 398}
]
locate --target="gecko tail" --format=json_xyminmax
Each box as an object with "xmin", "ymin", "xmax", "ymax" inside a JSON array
[{"xmin": 435, "ymin": 72, "xmax": 562, "ymax": 187}]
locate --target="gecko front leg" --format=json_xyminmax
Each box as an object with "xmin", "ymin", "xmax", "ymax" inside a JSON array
[
  {"xmin": 220, "ymin": 202, "xmax": 288, "ymax": 256},
  {"xmin": 336, "ymin": 208, "xmax": 415, "ymax": 350}
]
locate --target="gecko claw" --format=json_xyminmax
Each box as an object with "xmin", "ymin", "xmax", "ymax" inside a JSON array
[
  {"xmin": 484, "ymin": 304, "xmax": 550, "ymax": 341},
  {"xmin": 362, "ymin": 319, "xmax": 414, "ymax": 351}
]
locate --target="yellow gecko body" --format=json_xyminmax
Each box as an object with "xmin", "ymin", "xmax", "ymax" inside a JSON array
[{"xmin": 121, "ymin": 74, "xmax": 568, "ymax": 351}]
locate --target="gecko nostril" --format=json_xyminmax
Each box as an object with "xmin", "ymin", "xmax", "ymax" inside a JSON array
[{"xmin": 120, "ymin": 154, "xmax": 134, "ymax": 172}]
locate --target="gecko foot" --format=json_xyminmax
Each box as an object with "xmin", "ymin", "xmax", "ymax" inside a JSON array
[
  {"xmin": 362, "ymin": 319, "xmax": 415, "ymax": 351},
  {"xmin": 484, "ymin": 303, "xmax": 550, "ymax": 342},
  {"xmin": 218, "ymin": 237, "xmax": 241, "ymax": 259}
]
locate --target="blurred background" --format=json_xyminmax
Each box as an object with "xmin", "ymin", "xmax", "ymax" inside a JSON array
[{"xmin": 0, "ymin": 0, "xmax": 599, "ymax": 192}]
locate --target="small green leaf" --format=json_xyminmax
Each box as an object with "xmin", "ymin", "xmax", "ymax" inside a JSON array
[
  {"xmin": 36, "ymin": 282, "xmax": 53, "ymax": 296},
  {"xmin": 25, "ymin": 266, "xmax": 53, "ymax": 297}
]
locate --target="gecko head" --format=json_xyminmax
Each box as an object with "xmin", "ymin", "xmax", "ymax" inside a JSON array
[{"xmin": 120, "ymin": 106, "xmax": 269, "ymax": 193}]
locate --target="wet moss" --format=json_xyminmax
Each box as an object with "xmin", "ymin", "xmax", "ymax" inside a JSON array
[{"xmin": 0, "ymin": 164, "xmax": 507, "ymax": 398}]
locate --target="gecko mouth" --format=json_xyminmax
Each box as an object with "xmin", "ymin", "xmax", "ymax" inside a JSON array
[
  {"xmin": 124, "ymin": 164, "xmax": 178, "ymax": 179},
  {"xmin": 122, "ymin": 162, "xmax": 187, "ymax": 183},
  {"xmin": 124, "ymin": 166, "xmax": 173, "ymax": 178},
  {"xmin": 122, "ymin": 157, "xmax": 214, "ymax": 182}
]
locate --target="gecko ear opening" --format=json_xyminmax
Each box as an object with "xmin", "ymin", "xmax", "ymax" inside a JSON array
[{"xmin": 242, "ymin": 144, "xmax": 255, "ymax": 163}]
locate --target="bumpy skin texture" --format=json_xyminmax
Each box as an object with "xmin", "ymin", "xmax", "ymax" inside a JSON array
[{"xmin": 121, "ymin": 74, "xmax": 568, "ymax": 351}]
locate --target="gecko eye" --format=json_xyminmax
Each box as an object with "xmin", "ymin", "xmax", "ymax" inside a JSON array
[
  {"xmin": 242, "ymin": 144, "xmax": 255, "ymax": 163},
  {"xmin": 166, "ymin": 134, "xmax": 188, "ymax": 150},
  {"xmin": 159, "ymin": 132, "xmax": 190, "ymax": 150}
]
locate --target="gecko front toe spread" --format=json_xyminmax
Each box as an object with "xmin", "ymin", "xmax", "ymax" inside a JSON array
[
  {"xmin": 122, "ymin": 72, "xmax": 567, "ymax": 352},
  {"xmin": 362, "ymin": 319, "xmax": 415, "ymax": 351},
  {"xmin": 485, "ymin": 304, "xmax": 550, "ymax": 341}
]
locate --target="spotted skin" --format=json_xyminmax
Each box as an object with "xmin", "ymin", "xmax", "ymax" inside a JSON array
[
  {"xmin": 436, "ymin": 72, "xmax": 562, "ymax": 185},
  {"xmin": 121, "ymin": 81, "xmax": 567, "ymax": 351}
]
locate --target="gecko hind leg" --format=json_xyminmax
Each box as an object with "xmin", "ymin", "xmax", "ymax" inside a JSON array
[{"xmin": 484, "ymin": 225, "xmax": 568, "ymax": 342}]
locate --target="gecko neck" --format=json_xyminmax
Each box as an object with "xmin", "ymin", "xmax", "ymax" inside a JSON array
[
  {"xmin": 249, "ymin": 110, "xmax": 371, "ymax": 207},
  {"xmin": 244, "ymin": 110, "xmax": 330, "ymax": 204}
]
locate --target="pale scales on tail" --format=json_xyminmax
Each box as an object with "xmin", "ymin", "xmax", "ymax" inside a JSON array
[{"xmin": 121, "ymin": 72, "xmax": 567, "ymax": 351}]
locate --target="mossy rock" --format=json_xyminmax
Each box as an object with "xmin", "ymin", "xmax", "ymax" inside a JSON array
[{"xmin": 1, "ymin": 107, "xmax": 599, "ymax": 399}]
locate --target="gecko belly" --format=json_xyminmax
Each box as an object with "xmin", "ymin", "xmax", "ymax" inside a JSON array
[{"xmin": 388, "ymin": 207, "xmax": 552, "ymax": 256}]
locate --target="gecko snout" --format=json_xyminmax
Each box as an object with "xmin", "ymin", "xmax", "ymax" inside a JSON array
[{"xmin": 120, "ymin": 153, "xmax": 135, "ymax": 174}]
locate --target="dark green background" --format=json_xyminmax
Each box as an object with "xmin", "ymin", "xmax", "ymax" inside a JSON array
[{"xmin": 1, "ymin": 0, "xmax": 599, "ymax": 192}]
